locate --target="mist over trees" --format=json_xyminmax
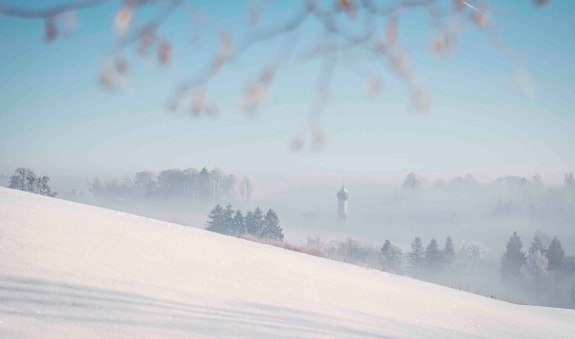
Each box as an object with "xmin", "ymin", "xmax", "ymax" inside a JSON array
[
  {"xmin": 4, "ymin": 166, "xmax": 573, "ymax": 309},
  {"xmin": 565, "ymin": 172, "xmax": 575, "ymax": 188},
  {"xmin": 402, "ymin": 172, "xmax": 425, "ymax": 191},
  {"xmin": 297, "ymin": 228, "xmax": 574, "ymax": 309},
  {"xmin": 523, "ymin": 249, "xmax": 548, "ymax": 292},
  {"xmin": 442, "ymin": 236, "xmax": 455, "ymax": 265},
  {"xmin": 547, "ymin": 237, "xmax": 565, "ymax": 271},
  {"xmin": 89, "ymin": 167, "xmax": 253, "ymax": 202},
  {"xmin": 387, "ymin": 171, "xmax": 575, "ymax": 250},
  {"xmin": 529, "ymin": 236, "xmax": 545, "ymax": 256},
  {"xmin": 424, "ymin": 239, "xmax": 442, "ymax": 272}
]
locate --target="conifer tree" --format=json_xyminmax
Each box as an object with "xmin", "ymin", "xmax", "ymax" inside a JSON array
[
  {"xmin": 205, "ymin": 204, "xmax": 225, "ymax": 234},
  {"xmin": 407, "ymin": 237, "xmax": 425, "ymax": 272},
  {"xmin": 546, "ymin": 236, "xmax": 565, "ymax": 271},
  {"xmin": 443, "ymin": 236, "xmax": 455, "ymax": 264},
  {"xmin": 500, "ymin": 231, "xmax": 526, "ymax": 281},
  {"xmin": 261, "ymin": 209, "xmax": 284, "ymax": 241},
  {"xmin": 251, "ymin": 207, "xmax": 264, "ymax": 236},
  {"xmin": 425, "ymin": 239, "xmax": 442, "ymax": 272},
  {"xmin": 222, "ymin": 203, "xmax": 234, "ymax": 235},
  {"xmin": 244, "ymin": 210, "xmax": 257, "ymax": 236},
  {"xmin": 380, "ymin": 240, "xmax": 402, "ymax": 273},
  {"xmin": 231, "ymin": 210, "xmax": 245, "ymax": 236},
  {"xmin": 528, "ymin": 236, "xmax": 546, "ymax": 255}
]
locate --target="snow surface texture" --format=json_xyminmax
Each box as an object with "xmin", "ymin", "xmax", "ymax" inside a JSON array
[{"xmin": 0, "ymin": 187, "xmax": 574, "ymax": 338}]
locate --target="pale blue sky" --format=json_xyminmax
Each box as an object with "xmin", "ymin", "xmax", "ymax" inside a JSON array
[{"xmin": 0, "ymin": 0, "xmax": 574, "ymax": 183}]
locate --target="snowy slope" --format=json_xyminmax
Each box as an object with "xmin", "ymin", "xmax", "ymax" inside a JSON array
[{"xmin": 0, "ymin": 187, "xmax": 574, "ymax": 338}]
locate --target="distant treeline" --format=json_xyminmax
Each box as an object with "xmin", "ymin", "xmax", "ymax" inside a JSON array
[
  {"xmin": 402, "ymin": 171, "xmax": 575, "ymax": 191},
  {"xmin": 90, "ymin": 167, "xmax": 253, "ymax": 202},
  {"xmin": 399, "ymin": 171, "xmax": 575, "ymax": 223},
  {"xmin": 302, "ymin": 232, "xmax": 575, "ymax": 308}
]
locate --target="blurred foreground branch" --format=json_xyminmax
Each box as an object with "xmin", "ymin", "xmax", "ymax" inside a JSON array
[{"xmin": 0, "ymin": 0, "xmax": 550, "ymax": 150}]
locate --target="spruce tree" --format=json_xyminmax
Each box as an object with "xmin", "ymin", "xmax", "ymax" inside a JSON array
[
  {"xmin": 546, "ymin": 236, "xmax": 565, "ymax": 271},
  {"xmin": 261, "ymin": 209, "xmax": 284, "ymax": 241},
  {"xmin": 528, "ymin": 236, "xmax": 546, "ymax": 255},
  {"xmin": 425, "ymin": 239, "xmax": 442, "ymax": 272},
  {"xmin": 380, "ymin": 240, "xmax": 402, "ymax": 273},
  {"xmin": 407, "ymin": 237, "xmax": 425, "ymax": 272},
  {"xmin": 231, "ymin": 210, "xmax": 245, "ymax": 236},
  {"xmin": 244, "ymin": 210, "xmax": 257, "ymax": 236},
  {"xmin": 221, "ymin": 204, "xmax": 234, "ymax": 235},
  {"xmin": 443, "ymin": 236, "xmax": 455, "ymax": 264},
  {"xmin": 205, "ymin": 204, "xmax": 225, "ymax": 234},
  {"xmin": 500, "ymin": 231, "xmax": 526, "ymax": 281},
  {"xmin": 251, "ymin": 207, "xmax": 264, "ymax": 237}
]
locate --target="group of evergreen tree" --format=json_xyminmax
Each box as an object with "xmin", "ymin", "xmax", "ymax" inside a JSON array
[
  {"xmin": 378, "ymin": 232, "xmax": 572, "ymax": 307},
  {"xmin": 380, "ymin": 236, "xmax": 457, "ymax": 274},
  {"xmin": 90, "ymin": 167, "xmax": 253, "ymax": 202},
  {"xmin": 9, "ymin": 168, "xmax": 56, "ymax": 197},
  {"xmin": 205, "ymin": 204, "xmax": 284, "ymax": 241},
  {"xmin": 501, "ymin": 231, "xmax": 566, "ymax": 285},
  {"xmin": 406, "ymin": 236, "xmax": 456, "ymax": 273}
]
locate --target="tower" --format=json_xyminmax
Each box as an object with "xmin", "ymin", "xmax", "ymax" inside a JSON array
[{"xmin": 337, "ymin": 184, "xmax": 349, "ymax": 223}]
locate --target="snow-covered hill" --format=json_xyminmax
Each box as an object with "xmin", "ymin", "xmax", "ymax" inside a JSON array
[{"xmin": 0, "ymin": 187, "xmax": 574, "ymax": 338}]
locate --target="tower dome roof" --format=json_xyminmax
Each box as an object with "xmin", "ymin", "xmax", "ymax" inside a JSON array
[{"xmin": 337, "ymin": 185, "xmax": 349, "ymax": 200}]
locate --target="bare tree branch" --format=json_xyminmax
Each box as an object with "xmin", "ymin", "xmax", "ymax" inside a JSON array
[
  {"xmin": 0, "ymin": 0, "xmax": 110, "ymax": 19},
  {"xmin": 0, "ymin": 0, "xmax": 550, "ymax": 151}
]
